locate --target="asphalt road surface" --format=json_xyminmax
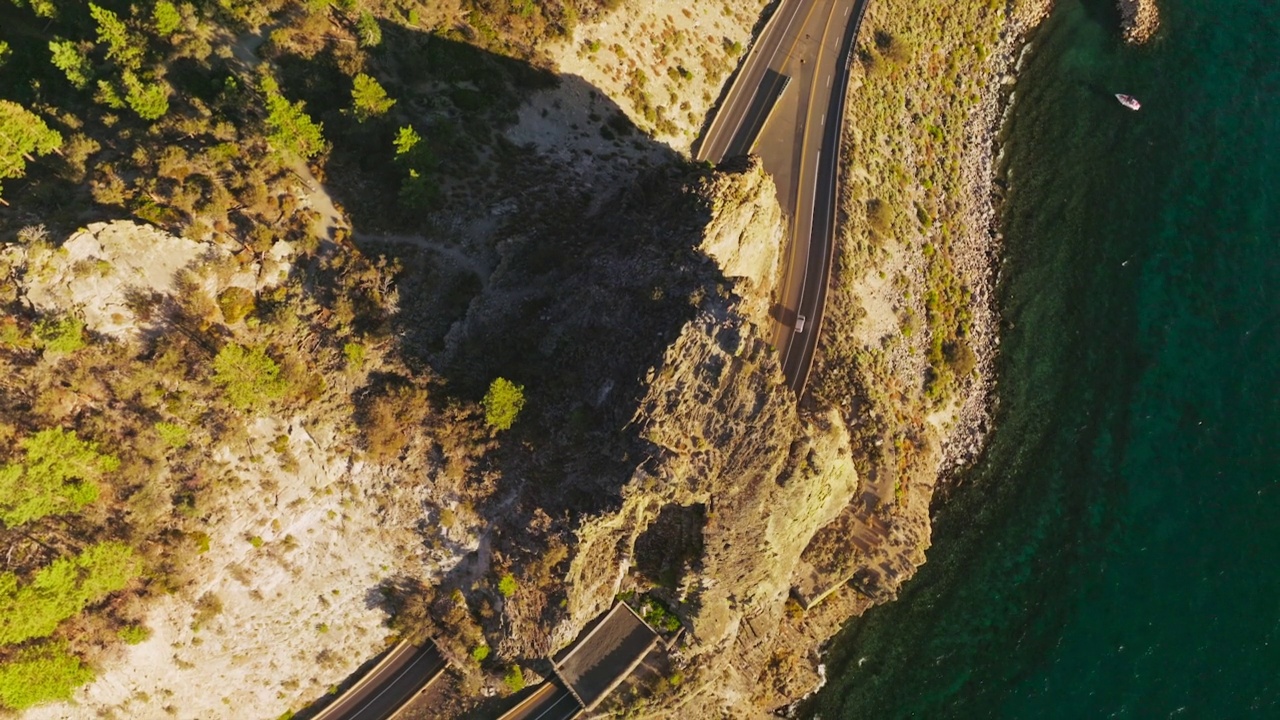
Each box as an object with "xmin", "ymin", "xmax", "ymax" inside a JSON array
[
  {"xmin": 497, "ymin": 682, "xmax": 582, "ymax": 720},
  {"xmin": 312, "ymin": 642, "xmax": 446, "ymax": 720},
  {"xmin": 696, "ymin": 0, "xmax": 871, "ymax": 395}
]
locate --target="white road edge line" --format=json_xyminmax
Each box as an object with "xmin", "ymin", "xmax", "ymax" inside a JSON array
[
  {"xmin": 349, "ymin": 650, "xmax": 435, "ymax": 718},
  {"xmin": 530, "ymin": 690, "xmax": 576, "ymax": 720},
  {"xmin": 719, "ymin": 0, "xmax": 803, "ymax": 158}
]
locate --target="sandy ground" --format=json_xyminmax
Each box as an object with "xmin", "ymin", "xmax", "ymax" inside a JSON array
[
  {"xmin": 10, "ymin": 220, "xmax": 473, "ymax": 720},
  {"xmin": 507, "ymin": 0, "xmax": 768, "ymax": 187},
  {"xmin": 25, "ymin": 417, "xmax": 431, "ymax": 720}
]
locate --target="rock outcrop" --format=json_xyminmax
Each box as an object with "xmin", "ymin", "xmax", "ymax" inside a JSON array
[
  {"xmin": 1118, "ymin": 0, "xmax": 1160, "ymax": 44},
  {"xmin": 546, "ymin": 159, "xmax": 861, "ymax": 716}
]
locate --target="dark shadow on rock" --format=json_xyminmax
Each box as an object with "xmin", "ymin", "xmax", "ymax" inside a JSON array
[{"xmin": 263, "ymin": 20, "xmax": 753, "ymax": 674}]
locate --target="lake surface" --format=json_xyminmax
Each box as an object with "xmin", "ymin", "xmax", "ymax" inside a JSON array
[{"xmin": 811, "ymin": 0, "xmax": 1280, "ymax": 716}]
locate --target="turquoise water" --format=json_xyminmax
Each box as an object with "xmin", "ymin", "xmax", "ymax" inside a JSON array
[{"xmin": 811, "ymin": 0, "xmax": 1280, "ymax": 716}]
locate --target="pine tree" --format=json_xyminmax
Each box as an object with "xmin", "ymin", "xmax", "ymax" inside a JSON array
[
  {"xmin": 356, "ymin": 11, "xmax": 382, "ymax": 47},
  {"xmin": 88, "ymin": 3, "xmax": 143, "ymax": 70},
  {"xmin": 0, "ymin": 643, "xmax": 94, "ymax": 710},
  {"xmin": 350, "ymin": 73, "xmax": 395, "ymax": 122},
  {"xmin": 211, "ymin": 343, "xmax": 290, "ymax": 410},
  {"xmin": 49, "ymin": 40, "xmax": 91, "ymax": 89},
  {"xmin": 0, "ymin": 542, "xmax": 139, "ymax": 645},
  {"xmin": 0, "ymin": 428, "xmax": 117, "ymax": 528},
  {"xmin": 482, "ymin": 378, "xmax": 526, "ymax": 431},
  {"xmin": 260, "ymin": 75, "xmax": 326, "ymax": 159},
  {"xmin": 152, "ymin": 0, "xmax": 182, "ymax": 36},
  {"xmin": 0, "ymin": 101, "xmax": 63, "ymax": 205},
  {"xmin": 122, "ymin": 70, "xmax": 170, "ymax": 120}
]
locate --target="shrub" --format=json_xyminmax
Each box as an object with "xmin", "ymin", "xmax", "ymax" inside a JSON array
[
  {"xmin": 0, "ymin": 100, "xmax": 63, "ymax": 203},
  {"xmin": 497, "ymin": 573, "xmax": 517, "ymax": 598},
  {"xmin": 470, "ymin": 644, "xmax": 490, "ymax": 663},
  {"xmin": 211, "ymin": 344, "xmax": 289, "ymax": 411},
  {"xmin": 154, "ymin": 421, "xmax": 189, "ymax": 449},
  {"xmin": 261, "ymin": 75, "xmax": 326, "ymax": 159},
  {"xmin": 482, "ymin": 378, "xmax": 525, "ymax": 431},
  {"xmin": 342, "ymin": 342, "xmax": 366, "ymax": 369},
  {"xmin": 118, "ymin": 624, "xmax": 151, "ymax": 645},
  {"xmin": 122, "ymin": 70, "xmax": 169, "ymax": 121},
  {"xmin": 360, "ymin": 384, "xmax": 429, "ymax": 463},
  {"xmin": 216, "ymin": 287, "xmax": 256, "ymax": 324},
  {"xmin": 503, "ymin": 665, "xmax": 525, "ymax": 693},
  {"xmin": 33, "ymin": 315, "xmax": 85, "ymax": 354},
  {"xmin": 49, "ymin": 40, "xmax": 90, "ymax": 88},
  {"xmin": 152, "ymin": 0, "xmax": 181, "ymax": 35}
]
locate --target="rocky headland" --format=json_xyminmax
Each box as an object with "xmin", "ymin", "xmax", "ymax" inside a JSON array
[{"xmin": 1118, "ymin": 0, "xmax": 1161, "ymax": 44}]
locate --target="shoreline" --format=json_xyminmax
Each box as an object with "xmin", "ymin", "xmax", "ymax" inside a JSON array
[{"xmin": 936, "ymin": 0, "xmax": 1054, "ymax": 488}]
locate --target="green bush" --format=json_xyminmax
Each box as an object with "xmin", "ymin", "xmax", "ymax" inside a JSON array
[
  {"xmin": 356, "ymin": 11, "xmax": 382, "ymax": 47},
  {"xmin": 152, "ymin": 0, "xmax": 181, "ymax": 35},
  {"xmin": 503, "ymin": 664, "xmax": 525, "ymax": 693},
  {"xmin": 211, "ymin": 344, "xmax": 289, "ymax": 411},
  {"xmin": 33, "ymin": 316, "xmax": 85, "ymax": 354},
  {"xmin": 470, "ymin": 644, "xmax": 490, "ymax": 663},
  {"xmin": 216, "ymin": 287, "xmax": 256, "ymax": 324},
  {"xmin": 497, "ymin": 573, "xmax": 517, "ymax": 598},
  {"xmin": 118, "ymin": 624, "xmax": 151, "ymax": 645},
  {"xmin": 482, "ymin": 378, "xmax": 525, "ymax": 431},
  {"xmin": 342, "ymin": 342, "xmax": 366, "ymax": 369},
  {"xmin": 154, "ymin": 421, "xmax": 189, "ymax": 449}
]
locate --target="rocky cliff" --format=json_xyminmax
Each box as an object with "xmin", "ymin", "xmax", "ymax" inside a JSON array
[{"xmin": 476, "ymin": 158, "xmax": 856, "ymax": 716}]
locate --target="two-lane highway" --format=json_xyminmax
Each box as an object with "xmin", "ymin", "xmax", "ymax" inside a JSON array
[
  {"xmin": 310, "ymin": 641, "xmax": 446, "ymax": 720},
  {"xmin": 496, "ymin": 682, "xmax": 582, "ymax": 720},
  {"xmin": 697, "ymin": 0, "xmax": 871, "ymax": 395}
]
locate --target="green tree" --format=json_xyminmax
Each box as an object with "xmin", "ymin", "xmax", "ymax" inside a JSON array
[
  {"xmin": 0, "ymin": 643, "xmax": 94, "ymax": 710},
  {"xmin": 350, "ymin": 73, "xmax": 394, "ymax": 121},
  {"xmin": 393, "ymin": 125, "xmax": 421, "ymax": 157},
  {"xmin": 398, "ymin": 168, "xmax": 435, "ymax": 208},
  {"xmin": 261, "ymin": 75, "xmax": 326, "ymax": 159},
  {"xmin": 49, "ymin": 40, "xmax": 91, "ymax": 89},
  {"xmin": 89, "ymin": 3, "xmax": 143, "ymax": 70},
  {"xmin": 0, "ymin": 101, "xmax": 63, "ymax": 204},
  {"xmin": 0, "ymin": 542, "xmax": 140, "ymax": 645},
  {"xmin": 482, "ymin": 378, "xmax": 525, "ymax": 431},
  {"xmin": 122, "ymin": 71, "xmax": 169, "ymax": 120},
  {"xmin": 152, "ymin": 0, "xmax": 182, "ymax": 36},
  {"xmin": 0, "ymin": 41, "xmax": 10, "ymax": 68},
  {"xmin": 8, "ymin": 0, "xmax": 57, "ymax": 19},
  {"xmin": 32, "ymin": 315, "xmax": 85, "ymax": 353},
  {"xmin": 0, "ymin": 428, "xmax": 118, "ymax": 528},
  {"xmin": 356, "ymin": 11, "xmax": 382, "ymax": 47},
  {"xmin": 211, "ymin": 343, "xmax": 290, "ymax": 410}
]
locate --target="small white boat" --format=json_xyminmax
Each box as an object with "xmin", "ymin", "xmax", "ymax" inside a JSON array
[{"xmin": 1115, "ymin": 93, "xmax": 1141, "ymax": 111}]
